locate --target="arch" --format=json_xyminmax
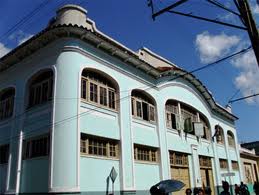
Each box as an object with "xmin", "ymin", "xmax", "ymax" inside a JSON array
[
  {"xmin": 27, "ymin": 69, "xmax": 53, "ymax": 109},
  {"xmin": 81, "ymin": 68, "xmax": 119, "ymax": 110},
  {"xmin": 227, "ymin": 130, "xmax": 235, "ymax": 148},
  {"xmin": 131, "ymin": 89, "xmax": 156, "ymax": 122},
  {"xmin": 0, "ymin": 87, "xmax": 15, "ymax": 120},
  {"xmin": 215, "ymin": 125, "xmax": 224, "ymax": 144},
  {"xmin": 165, "ymin": 99, "xmax": 211, "ymax": 139}
]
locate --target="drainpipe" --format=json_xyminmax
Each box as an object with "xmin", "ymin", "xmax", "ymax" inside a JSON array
[{"xmin": 15, "ymin": 131, "xmax": 23, "ymax": 194}]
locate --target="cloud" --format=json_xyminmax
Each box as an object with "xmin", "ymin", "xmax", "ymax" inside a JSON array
[
  {"xmin": 8, "ymin": 30, "xmax": 33, "ymax": 45},
  {"xmin": 0, "ymin": 43, "xmax": 10, "ymax": 58},
  {"xmin": 18, "ymin": 34, "xmax": 33, "ymax": 45},
  {"xmin": 195, "ymin": 31, "xmax": 240, "ymax": 63},
  {"xmin": 231, "ymin": 50, "xmax": 259, "ymax": 104}
]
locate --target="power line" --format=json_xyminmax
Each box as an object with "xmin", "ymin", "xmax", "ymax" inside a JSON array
[
  {"xmin": 0, "ymin": 0, "xmax": 53, "ymax": 43},
  {"xmin": 229, "ymin": 92, "xmax": 259, "ymax": 103},
  {"xmin": 0, "ymin": 45, "xmax": 252, "ymax": 144}
]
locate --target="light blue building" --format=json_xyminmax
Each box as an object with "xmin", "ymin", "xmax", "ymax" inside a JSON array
[{"xmin": 0, "ymin": 4, "xmax": 243, "ymax": 195}]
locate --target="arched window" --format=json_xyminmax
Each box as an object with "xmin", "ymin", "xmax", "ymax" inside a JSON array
[
  {"xmin": 215, "ymin": 125, "xmax": 224, "ymax": 144},
  {"xmin": 81, "ymin": 69, "xmax": 118, "ymax": 110},
  {"xmin": 28, "ymin": 70, "xmax": 53, "ymax": 108},
  {"xmin": 131, "ymin": 90, "xmax": 156, "ymax": 122},
  {"xmin": 0, "ymin": 88, "xmax": 15, "ymax": 120},
  {"xmin": 227, "ymin": 131, "xmax": 235, "ymax": 148}
]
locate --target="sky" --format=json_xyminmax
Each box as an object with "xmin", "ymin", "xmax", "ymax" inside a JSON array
[{"xmin": 0, "ymin": 0, "xmax": 258, "ymax": 143}]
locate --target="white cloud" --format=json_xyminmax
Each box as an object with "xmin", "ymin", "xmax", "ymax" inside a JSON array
[
  {"xmin": 0, "ymin": 43, "xmax": 10, "ymax": 58},
  {"xmin": 195, "ymin": 31, "xmax": 240, "ymax": 63},
  {"xmin": 18, "ymin": 34, "xmax": 33, "ymax": 45},
  {"xmin": 253, "ymin": 4, "xmax": 259, "ymax": 14},
  {"xmin": 8, "ymin": 30, "xmax": 33, "ymax": 45},
  {"xmin": 231, "ymin": 50, "xmax": 259, "ymax": 104}
]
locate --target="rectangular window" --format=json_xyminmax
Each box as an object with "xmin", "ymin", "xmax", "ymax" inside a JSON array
[
  {"xmin": 136, "ymin": 100, "xmax": 142, "ymax": 118},
  {"xmin": 199, "ymin": 156, "xmax": 212, "ymax": 168},
  {"xmin": 0, "ymin": 96, "xmax": 14, "ymax": 120},
  {"xmin": 81, "ymin": 79, "xmax": 87, "ymax": 99},
  {"xmin": 90, "ymin": 82, "xmax": 98, "ymax": 103},
  {"xmin": 23, "ymin": 135, "xmax": 49, "ymax": 159},
  {"xmin": 149, "ymin": 105, "xmax": 155, "ymax": 122},
  {"xmin": 132, "ymin": 97, "xmax": 156, "ymax": 123},
  {"xmin": 219, "ymin": 159, "xmax": 228, "ymax": 169},
  {"xmin": 81, "ymin": 77, "xmax": 116, "ymax": 111},
  {"xmin": 100, "ymin": 86, "xmax": 107, "ymax": 106},
  {"xmin": 29, "ymin": 78, "xmax": 53, "ymax": 108},
  {"xmin": 80, "ymin": 134, "xmax": 119, "ymax": 159},
  {"xmin": 232, "ymin": 161, "xmax": 239, "ymax": 170},
  {"xmin": 0, "ymin": 144, "xmax": 9, "ymax": 164},
  {"xmin": 134, "ymin": 144, "xmax": 158, "ymax": 163},
  {"xmin": 169, "ymin": 152, "xmax": 188, "ymax": 167},
  {"xmin": 108, "ymin": 90, "xmax": 115, "ymax": 109}
]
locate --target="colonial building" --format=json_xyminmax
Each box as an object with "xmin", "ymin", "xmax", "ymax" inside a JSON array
[
  {"xmin": 0, "ymin": 4, "xmax": 242, "ymax": 195},
  {"xmin": 242, "ymin": 141, "xmax": 259, "ymax": 156},
  {"xmin": 239, "ymin": 146, "xmax": 259, "ymax": 193}
]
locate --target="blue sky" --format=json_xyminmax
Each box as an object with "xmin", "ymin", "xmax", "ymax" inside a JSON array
[{"xmin": 0, "ymin": 0, "xmax": 258, "ymax": 143}]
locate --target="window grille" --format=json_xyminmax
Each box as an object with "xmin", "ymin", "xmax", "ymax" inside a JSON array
[
  {"xmin": 23, "ymin": 135, "xmax": 49, "ymax": 159},
  {"xmin": 81, "ymin": 76, "xmax": 116, "ymax": 110},
  {"xmin": 80, "ymin": 134, "xmax": 119, "ymax": 159},
  {"xmin": 134, "ymin": 145, "xmax": 158, "ymax": 163}
]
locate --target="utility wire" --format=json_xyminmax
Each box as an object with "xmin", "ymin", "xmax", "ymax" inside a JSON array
[
  {"xmin": 0, "ymin": 45, "xmax": 252, "ymax": 144},
  {"xmin": 0, "ymin": 0, "xmax": 53, "ymax": 43},
  {"xmin": 229, "ymin": 92, "xmax": 259, "ymax": 103}
]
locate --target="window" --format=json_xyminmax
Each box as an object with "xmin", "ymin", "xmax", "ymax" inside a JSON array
[
  {"xmin": 0, "ymin": 88, "xmax": 15, "ymax": 120},
  {"xmin": 134, "ymin": 144, "xmax": 158, "ymax": 163},
  {"xmin": 28, "ymin": 71, "xmax": 53, "ymax": 108},
  {"xmin": 219, "ymin": 159, "xmax": 228, "ymax": 169},
  {"xmin": 23, "ymin": 135, "xmax": 49, "ymax": 159},
  {"xmin": 80, "ymin": 134, "xmax": 119, "ymax": 159},
  {"xmin": 181, "ymin": 105, "xmax": 198, "ymax": 134},
  {"xmin": 215, "ymin": 125, "xmax": 224, "ymax": 144},
  {"xmin": 0, "ymin": 144, "xmax": 9, "ymax": 164},
  {"xmin": 166, "ymin": 104, "xmax": 179, "ymax": 130},
  {"xmin": 232, "ymin": 161, "xmax": 239, "ymax": 170},
  {"xmin": 227, "ymin": 131, "xmax": 235, "ymax": 147},
  {"xmin": 199, "ymin": 156, "xmax": 212, "ymax": 168},
  {"xmin": 169, "ymin": 152, "xmax": 188, "ymax": 167},
  {"xmin": 131, "ymin": 90, "xmax": 156, "ymax": 122},
  {"xmin": 81, "ymin": 70, "xmax": 117, "ymax": 110},
  {"xmin": 200, "ymin": 115, "xmax": 211, "ymax": 140}
]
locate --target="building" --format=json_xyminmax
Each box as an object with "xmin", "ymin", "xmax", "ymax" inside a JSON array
[
  {"xmin": 239, "ymin": 146, "xmax": 259, "ymax": 194},
  {"xmin": 242, "ymin": 141, "xmax": 259, "ymax": 156},
  {"xmin": 0, "ymin": 4, "xmax": 243, "ymax": 195}
]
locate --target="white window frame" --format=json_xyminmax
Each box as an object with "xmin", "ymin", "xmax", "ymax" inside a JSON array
[
  {"xmin": 80, "ymin": 135, "xmax": 119, "ymax": 159},
  {"xmin": 81, "ymin": 76, "xmax": 117, "ymax": 111},
  {"xmin": 131, "ymin": 96, "xmax": 156, "ymax": 123},
  {"xmin": 28, "ymin": 77, "xmax": 53, "ymax": 108}
]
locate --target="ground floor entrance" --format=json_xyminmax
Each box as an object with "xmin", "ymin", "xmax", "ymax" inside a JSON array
[{"xmin": 199, "ymin": 156, "xmax": 215, "ymax": 195}]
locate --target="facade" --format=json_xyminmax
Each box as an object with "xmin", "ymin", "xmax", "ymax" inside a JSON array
[
  {"xmin": 0, "ymin": 4, "xmax": 242, "ymax": 195},
  {"xmin": 242, "ymin": 141, "xmax": 259, "ymax": 156},
  {"xmin": 239, "ymin": 146, "xmax": 259, "ymax": 194}
]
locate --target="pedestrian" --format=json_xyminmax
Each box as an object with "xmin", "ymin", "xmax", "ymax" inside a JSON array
[
  {"xmin": 240, "ymin": 181, "xmax": 249, "ymax": 195},
  {"xmin": 253, "ymin": 182, "xmax": 259, "ymax": 195},
  {"xmin": 235, "ymin": 184, "xmax": 240, "ymax": 195},
  {"xmin": 186, "ymin": 188, "xmax": 192, "ymax": 195},
  {"xmin": 193, "ymin": 187, "xmax": 199, "ymax": 195},
  {"xmin": 205, "ymin": 186, "xmax": 212, "ymax": 195},
  {"xmin": 220, "ymin": 181, "xmax": 231, "ymax": 195},
  {"xmin": 198, "ymin": 188, "xmax": 204, "ymax": 195}
]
